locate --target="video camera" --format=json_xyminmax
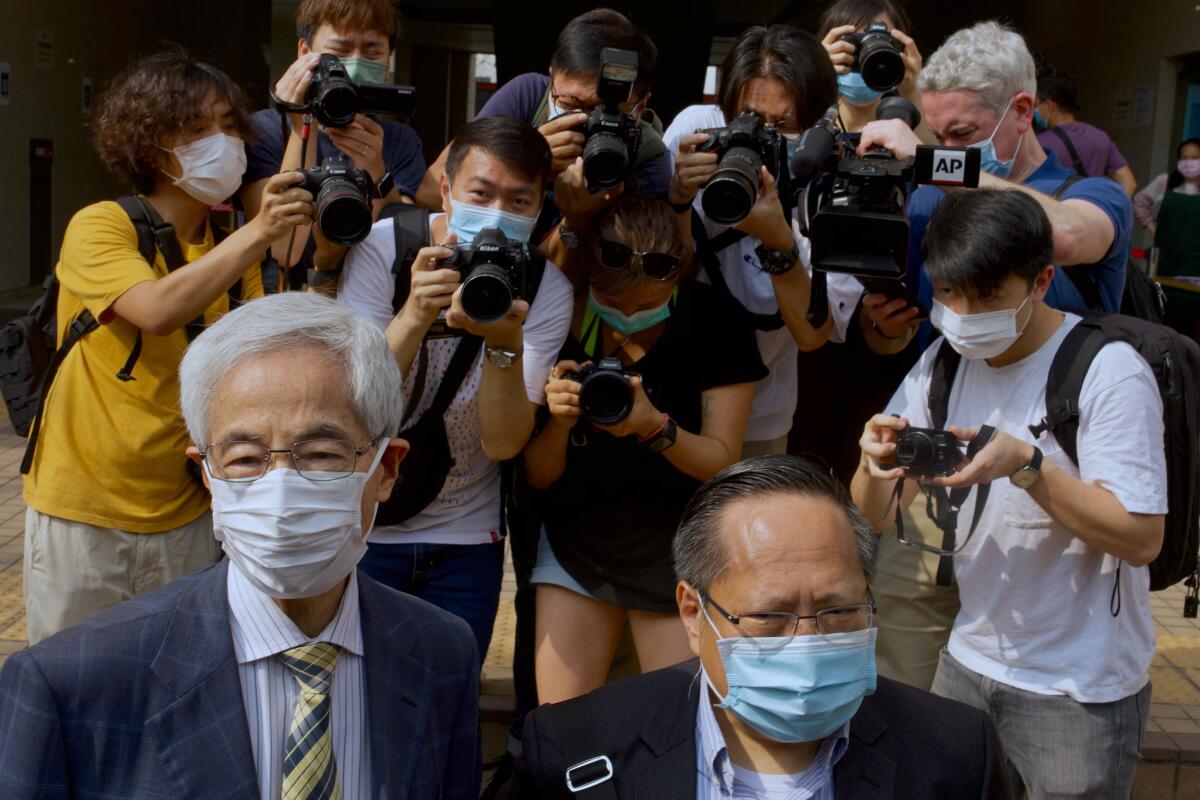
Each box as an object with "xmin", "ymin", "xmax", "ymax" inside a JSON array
[
  {"xmin": 275, "ymin": 54, "xmax": 416, "ymax": 129},
  {"xmin": 790, "ymin": 97, "xmax": 981, "ymax": 301},
  {"xmin": 294, "ymin": 153, "xmax": 376, "ymax": 246},
  {"xmin": 571, "ymin": 48, "xmax": 642, "ymax": 192},
  {"xmin": 694, "ymin": 111, "xmax": 790, "ymax": 225},
  {"xmin": 838, "ymin": 21, "xmax": 905, "ymax": 92},
  {"xmin": 569, "ymin": 357, "xmax": 636, "ymax": 425},
  {"xmin": 442, "ymin": 227, "xmax": 536, "ymax": 323}
]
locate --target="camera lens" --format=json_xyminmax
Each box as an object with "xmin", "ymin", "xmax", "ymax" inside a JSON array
[
  {"xmin": 315, "ymin": 179, "xmax": 372, "ymax": 245},
  {"xmin": 582, "ymin": 132, "xmax": 630, "ymax": 191},
  {"xmin": 579, "ymin": 370, "xmax": 634, "ymax": 425},
  {"xmin": 894, "ymin": 431, "xmax": 933, "ymax": 467},
  {"xmin": 701, "ymin": 147, "xmax": 762, "ymax": 225},
  {"xmin": 314, "ymin": 82, "xmax": 359, "ymax": 128},
  {"xmin": 460, "ymin": 262, "xmax": 514, "ymax": 323},
  {"xmin": 857, "ymin": 35, "xmax": 905, "ymax": 91}
]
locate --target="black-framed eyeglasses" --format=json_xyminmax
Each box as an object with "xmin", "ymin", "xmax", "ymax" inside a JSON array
[
  {"xmin": 702, "ymin": 589, "xmax": 876, "ymax": 643},
  {"xmin": 595, "ymin": 238, "xmax": 681, "ymax": 280},
  {"xmin": 549, "ymin": 85, "xmax": 599, "ymax": 115},
  {"xmin": 200, "ymin": 436, "xmax": 381, "ymax": 482}
]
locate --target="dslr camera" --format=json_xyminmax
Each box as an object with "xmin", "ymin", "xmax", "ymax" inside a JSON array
[
  {"xmin": 295, "ymin": 153, "xmax": 376, "ymax": 246},
  {"xmin": 838, "ymin": 21, "xmax": 906, "ymax": 92},
  {"xmin": 572, "ymin": 47, "xmax": 642, "ymax": 192},
  {"xmin": 569, "ymin": 357, "xmax": 636, "ymax": 425},
  {"xmin": 282, "ymin": 53, "xmax": 416, "ymax": 129},
  {"xmin": 442, "ymin": 227, "xmax": 535, "ymax": 323},
  {"xmin": 695, "ymin": 111, "xmax": 789, "ymax": 225}
]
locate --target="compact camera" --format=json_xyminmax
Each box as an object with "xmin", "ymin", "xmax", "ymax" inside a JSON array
[
  {"xmin": 695, "ymin": 111, "xmax": 789, "ymax": 225},
  {"xmin": 572, "ymin": 47, "xmax": 642, "ymax": 192},
  {"xmin": 442, "ymin": 227, "xmax": 535, "ymax": 323},
  {"xmin": 294, "ymin": 153, "xmax": 376, "ymax": 246},
  {"xmin": 300, "ymin": 53, "xmax": 416, "ymax": 128},
  {"xmin": 838, "ymin": 21, "xmax": 905, "ymax": 92},
  {"xmin": 569, "ymin": 357, "xmax": 636, "ymax": 425},
  {"xmin": 888, "ymin": 427, "xmax": 965, "ymax": 477}
]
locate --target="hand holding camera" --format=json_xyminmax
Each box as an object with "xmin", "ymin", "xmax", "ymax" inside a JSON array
[
  {"xmin": 545, "ymin": 360, "xmax": 586, "ymax": 425},
  {"xmin": 253, "ymin": 171, "xmax": 315, "ymax": 243},
  {"xmin": 399, "ymin": 234, "xmax": 461, "ymax": 330},
  {"xmin": 695, "ymin": 111, "xmax": 789, "ymax": 225},
  {"xmin": 555, "ymin": 157, "xmax": 623, "ymax": 232},
  {"xmin": 539, "ymin": 113, "xmax": 590, "ymax": 178},
  {"xmin": 293, "ymin": 153, "xmax": 377, "ymax": 246},
  {"xmin": 730, "ymin": 166, "xmax": 793, "ymax": 252},
  {"xmin": 326, "ymin": 114, "xmax": 387, "ymax": 184},
  {"xmin": 927, "ymin": 426, "xmax": 1034, "ymax": 490},
  {"xmin": 668, "ymin": 132, "xmax": 720, "ymax": 207}
]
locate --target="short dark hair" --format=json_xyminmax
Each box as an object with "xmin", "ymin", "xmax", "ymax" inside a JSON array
[
  {"xmin": 673, "ymin": 455, "xmax": 878, "ymax": 594},
  {"xmin": 296, "ymin": 0, "xmax": 399, "ymax": 48},
  {"xmin": 444, "ymin": 116, "xmax": 552, "ymax": 190},
  {"xmin": 93, "ymin": 47, "xmax": 252, "ymax": 195},
  {"xmin": 550, "ymin": 8, "xmax": 658, "ymax": 98},
  {"xmin": 817, "ymin": 0, "xmax": 912, "ymax": 39},
  {"xmin": 1036, "ymin": 68, "xmax": 1080, "ymax": 115},
  {"xmin": 716, "ymin": 26, "xmax": 837, "ymax": 129},
  {"xmin": 923, "ymin": 189, "xmax": 1054, "ymax": 297}
]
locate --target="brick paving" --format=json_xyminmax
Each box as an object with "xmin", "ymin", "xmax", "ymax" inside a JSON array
[{"xmin": 0, "ymin": 412, "xmax": 1197, "ymax": 796}]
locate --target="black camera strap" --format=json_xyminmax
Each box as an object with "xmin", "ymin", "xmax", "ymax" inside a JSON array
[
  {"xmin": 1048, "ymin": 127, "xmax": 1087, "ymax": 177},
  {"xmin": 689, "ymin": 215, "xmax": 785, "ymax": 332},
  {"xmin": 889, "ymin": 472, "xmax": 992, "ymax": 586}
]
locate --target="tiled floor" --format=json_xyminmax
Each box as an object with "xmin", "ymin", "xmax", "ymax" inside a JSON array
[{"xmin": 1, "ymin": 411, "xmax": 1199, "ymax": 794}]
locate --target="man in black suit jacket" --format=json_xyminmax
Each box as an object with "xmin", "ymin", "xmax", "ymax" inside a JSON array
[{"xmin": 517, "ymin": 455, "xmax": 1011, "ymax": 798}]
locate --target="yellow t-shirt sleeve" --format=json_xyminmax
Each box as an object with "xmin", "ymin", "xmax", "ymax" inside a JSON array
[
  {"xmin": 240, "ymin": 258, "xmax": 265, "ymax": 301},
  {"xmin": 57, "ymin": 201, "xmax": 159, "ymax": 322}
]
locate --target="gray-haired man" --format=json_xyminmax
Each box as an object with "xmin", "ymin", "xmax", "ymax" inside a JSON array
[
  {"xmin": 0, "ymin": 293, "xmax": 481, "ymax": 799},
  {"xmin": 516, "ymin": 455, "xmax": 1011, "ymax": 798}
]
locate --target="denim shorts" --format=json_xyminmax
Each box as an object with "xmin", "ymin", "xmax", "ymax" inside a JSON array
[{"xmin": 530, "ymin": 527, "xmax": 597, "ymax": 600}]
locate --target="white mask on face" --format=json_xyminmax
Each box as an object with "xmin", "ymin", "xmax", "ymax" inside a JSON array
[
  {"xmin": 930, "ymin": 294, "xmax": 1033, "ymax": 360},
  {"xmin": 207, "ymin": 439, "xmax": 389, "ymax": 599},
  {"xmin": 160, "ymin": 132, "xmax": 246, "ymax": 206}
]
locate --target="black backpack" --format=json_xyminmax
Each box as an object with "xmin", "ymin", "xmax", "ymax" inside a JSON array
[
  {"xmin": 374, "ymin": 206, "xmax": 547, "ymax": 527},
  {"xmin": 929, "ymin": 312, "xmax": 1200, "ymax": 601},
  {"xmin": 1053, "ymin": 176, "xmax": 1167, "ymax": 325},
  {"xmin": 0, "ymin": 196, "xmax": 242, "ymax": 473}
]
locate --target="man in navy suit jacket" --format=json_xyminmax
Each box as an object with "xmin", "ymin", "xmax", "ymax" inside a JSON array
[
  {"xmin": 0, "ymin": 293, "xmax": 481, "ymax": 798},
  {"xmin": 518, "ymin": 456, "xmax": 1011, "ymax": 798}
]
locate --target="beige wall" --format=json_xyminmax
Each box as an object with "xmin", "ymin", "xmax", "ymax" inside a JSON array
[
  {"xmin": 0, "ymin": 0, "xmax": 270, "ymax": 292},
  {"xmin": 1021, "ymin": 1, "xmax": 1200, "ymax": 243}
]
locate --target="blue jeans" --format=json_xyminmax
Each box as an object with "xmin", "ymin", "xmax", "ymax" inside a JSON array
[
  {"xmin": 358, "ymin": 540, "xmax": 505, "ymax": 665},
  {"xmin": 932, "ymin": 647, "xmax": 1149, "ymax": 799}
]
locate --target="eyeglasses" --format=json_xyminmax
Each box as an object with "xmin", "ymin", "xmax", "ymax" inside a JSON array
[
  {"xmin": 200, "ymin": 437, "xmax": 381, "ymax": 482},
  {"xmin": 595, "ymin": 238, "xmax": 681, "ymax": 280},
  {"xmin": 702, "ymin": 589, "xmax": 876, "ymax": 644},
  {"xmin": 549, "ymin": 85, "xmax": 599, "ymax": 115}
]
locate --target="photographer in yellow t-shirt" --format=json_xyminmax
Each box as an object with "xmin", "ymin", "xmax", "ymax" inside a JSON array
[{"xmin": 21, "ymin": 48, "xmax": 313, "ymax": 645}]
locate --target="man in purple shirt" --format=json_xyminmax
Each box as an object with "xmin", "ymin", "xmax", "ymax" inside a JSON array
[{"xmin": 1035, "ymin": 65, "xmax": 1137, "ymax": 197}]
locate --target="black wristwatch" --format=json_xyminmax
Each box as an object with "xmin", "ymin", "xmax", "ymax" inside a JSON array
[
  {"xmin": 642, "ymin": 415, "xmax": 678, "ymax": 454},
  {"xmin": 558, "ymin": 223, "xmax": 581, "ymax": 249},
  {"xmin": 754, "ymin": 241, "xmax": 799, "ymax": 275},
  {"xmin": 374, "ymin": 170, "xmax": 395, "ymax": 199}
]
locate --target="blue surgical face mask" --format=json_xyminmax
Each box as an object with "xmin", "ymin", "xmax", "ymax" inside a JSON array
[
  {"xmin": 341, "ymin": 57, "xmax": 388, "ymax": 85},
  {"xmin": 837, "ymin": 72, "xmax": 882, "ymax": 107},
  {"xmin": 700, "ymin": 598, "xmax": 877, "ymax": 743},
  {"xmin": 1032, "ymin": 107, "xmax": 1048, "ymax": 130},
  {"xmin": 970, "ymin": 97, "xmax": 1023, "ymax": 179},
  {"xmin": 448, "ymin": 197, "xmax": 539, "ymax": 244},
  {"xmin": 587, "ymin": 291, "xmax": 671, "ymax": 336}
]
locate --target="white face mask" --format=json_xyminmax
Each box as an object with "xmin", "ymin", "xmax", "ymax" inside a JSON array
[
  {"xmin": 930, "ymin": 295, "xmax": 1033, "ymax": 360},
  {"xmin": 161, "ymin": 132, "xmax": 246, "ymax": 206},
  {"xmin": 206, "ymin": 440, "xmax": 389, "ymax": 599}
]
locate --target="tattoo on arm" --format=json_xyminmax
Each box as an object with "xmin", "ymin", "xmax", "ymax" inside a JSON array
[{"xmin": 703, "ymin": 396, "xmax": 714, "ymax": 421}]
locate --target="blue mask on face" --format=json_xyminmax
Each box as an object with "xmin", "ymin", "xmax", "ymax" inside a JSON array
[
  {"xmin": 587, "ymin": 291, "xmax": 672, "ymax": 336},
  {"xmin": 1033, "ymin": 108, "xmax": 1048, "ymax": 130},
  {"xmin": 448, "ymin": 197, "xmax": 539, "ymax": 244},
  {"xmin": 970, "ymin": 97, "xmax": 1022, "ymax": 179},
  {"xmin": 837, "ymin": 72, "xmax": 882, "ymax": 107},
  {"xmin": 701, "ymin": 601, "xmax": 877, "ymax": 743}
]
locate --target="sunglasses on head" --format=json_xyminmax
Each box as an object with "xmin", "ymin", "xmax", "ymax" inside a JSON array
[{"xmin": 595, "ymin": 238, "xmax": 681, "ymax": 280}]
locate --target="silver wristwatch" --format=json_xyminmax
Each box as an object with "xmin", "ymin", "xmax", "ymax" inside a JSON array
[{"xmin": 485, "ymin": 344, "xmax": 524, "ymax": 368}]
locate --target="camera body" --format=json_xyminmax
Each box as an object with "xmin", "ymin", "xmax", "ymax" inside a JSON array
[
  {"xmin": 571, "ymin": 48, "xmax": 642, "ymax": 192},
  {"xmin": 306, "ymin": 53, "xmax": 416, "ymax": 128},
  {"xmin": 569, "ymin": 357, "xmax": 636, "ymax": 425},
  {"xmin": 838, "ymin": 21, "xmax": 905, "ymax": 92},
  {"xmin": 442, "ymin": 227, "xmax": 533, "ymax": 323},
  {"xmin": 889, "ymin": 427, "xmax": 964, "ymax": 477},
  {"xmin": 294, "ymin": 153, "xmax": 376, "ymax": 246},
  {"xmin": 695, "ymin": 111, "xmax": 789, "ymax": 225}
]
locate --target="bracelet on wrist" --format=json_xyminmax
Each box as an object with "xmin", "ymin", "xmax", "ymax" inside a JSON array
[{"xmin": 637, "ymin": 412, "xmax": 670, "ymax": 443}]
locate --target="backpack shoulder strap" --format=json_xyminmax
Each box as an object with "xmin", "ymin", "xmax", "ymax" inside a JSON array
[
  {"xmin": 928, "ymin": 339, "xmax": 961, "ymax": 430},
  {"xmin": 1048, "ymin": 127, "xmax": 1087, "ymax": 177},
  {"xmin": 523, "ymin": 251, "xmax": 548, "ymax": 308},
  {"xmin": 115, "ymin": 195, "xmax": 158, "ymax": 267},
  {"xmin": 543, "ymin": 695, "xmax": 617, "ymax": 798},
  {"xmin": 19, "ymin": 309, "xmax": 99, "ymax": 474},
  {"xmin": 1029, "ymin": 319, "xmax": 1108, "ymax": 466},
  {"xmin": 391, "ymin": 206, "xmax": 432, "ymax": 314},
  {"xmin": 427, "ymin": 335, "xmax": 485, "ymax": 419}
]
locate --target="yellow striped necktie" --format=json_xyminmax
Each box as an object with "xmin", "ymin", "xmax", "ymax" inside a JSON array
[{"xmin": 280, "ymin": 642, "xmax": 342, "ymax": 800}]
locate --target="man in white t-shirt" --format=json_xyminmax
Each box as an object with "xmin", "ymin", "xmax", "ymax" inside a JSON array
[
  {"xmin": 662, "ymin": 26, "xmax": 906, "ymax": 457},
  {"xmin": 338, "ymin": 116, "xmax": 573, "ymax": 661},
  {"xmin": 851, "ymin": 189, "xmax": 1166, "ymax": 799}
]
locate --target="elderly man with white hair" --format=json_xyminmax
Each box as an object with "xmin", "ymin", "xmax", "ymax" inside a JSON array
[
  {"xmin": 0, "ymin": 293, "xmax": 481, "ymax": 799},
  {"xmin": 858, "ymin": 20, "xmax": 1132, "ymax": 352}
]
